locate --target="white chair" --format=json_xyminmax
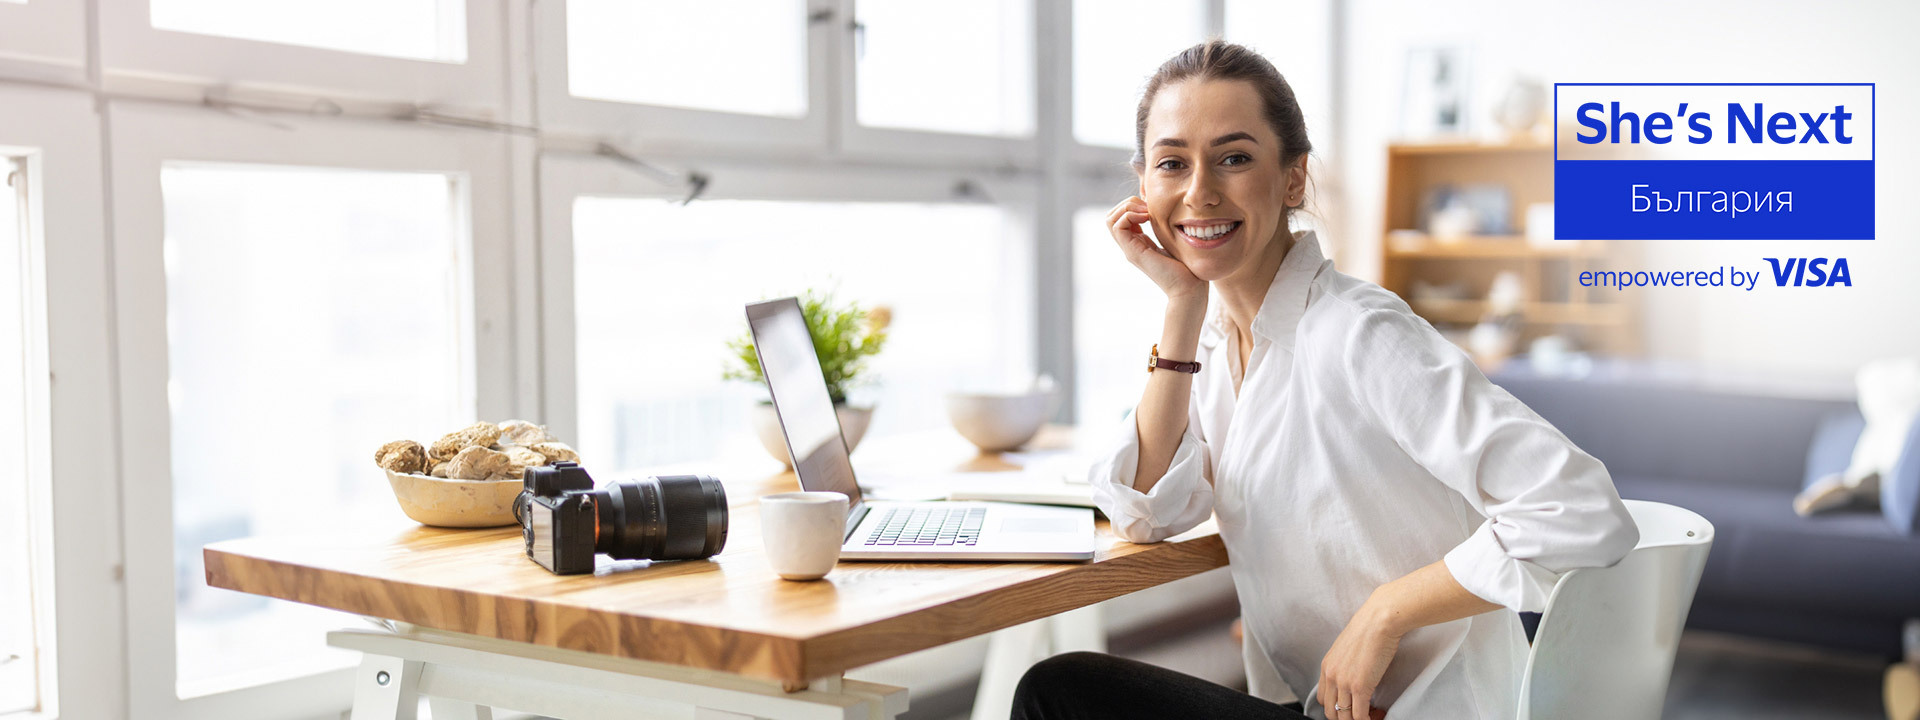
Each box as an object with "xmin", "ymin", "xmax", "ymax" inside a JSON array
[{"xmin": 1517, "ymin": 500, "xmax": 1715, "ymax": 720}]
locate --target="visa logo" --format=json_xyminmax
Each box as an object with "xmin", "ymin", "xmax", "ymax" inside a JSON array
[{"xmin": 1764, "ymin": 257, "xmax": 1852, "ymax": 287}]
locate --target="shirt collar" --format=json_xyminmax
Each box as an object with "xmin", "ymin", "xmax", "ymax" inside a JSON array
[{"xmin": 1198, "ymin": 230, "xmax": 1331, "ymax": 353}]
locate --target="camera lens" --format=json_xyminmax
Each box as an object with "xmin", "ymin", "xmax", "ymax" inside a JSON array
[{"xmin": 592, "ymin": 475, "xmax": 729, "ymax": 561}]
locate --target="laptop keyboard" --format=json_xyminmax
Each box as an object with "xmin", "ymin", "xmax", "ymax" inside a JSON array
[{"xmin": 864, "ymin": 507, "xmax": 987, "ymax": 546}]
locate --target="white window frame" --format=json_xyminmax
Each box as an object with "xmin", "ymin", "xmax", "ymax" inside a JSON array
[
  {"xmin": 0, "ymin": 0, "xmax": 1348, "ymax": 715},
  {"xmin": 534, "ymin": 0, "xmax": 1056, "ymax": 168},
  {"xmin": 537, "ymin": 151, "xmax": 1040, "ymax": 447},
  {"xmin": 0, "ymin": 151, "xmax": 50, "ymax": 720},
  {"xmin": 830, "ymin": 0, "xmax": 1041, "ymax": 169},
  {"xmin": 1071, "ymin": 168, "xmax": 1143, "ymax": 209},
  {"xmin": 106, "ymin": 101, "xmax": 518, "ymax": 720},
  {"xmin": 0, "ymin": 0, "xmax": 87, "ymax": 85},
  {"xmin": 1064, "ymin": 0, "xmax": 1223, "ymax": 168},
  {"xmin": 98, "ymin": 0, "xmax": 507, "ymax": 115},
  {"xmin": 1069, "ymin": 131, "xmax": 1137, "ymax": 170},
  {"xmin": 0, "ymin": 83, "xmax": 120, "ymax": 720},
  {"xmin": 533, "ymin": 0, "xmax": 837, "ymax": 157}
]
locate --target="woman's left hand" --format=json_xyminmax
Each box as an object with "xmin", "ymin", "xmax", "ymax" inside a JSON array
[{"xmin": 1317, "ymin": 599, "xmax": 1401, "ymax": 720}]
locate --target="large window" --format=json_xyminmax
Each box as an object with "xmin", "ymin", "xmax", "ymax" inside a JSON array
[
  {"xmin": 101, "ymin": 0, "xmax": 503, "ymax": 115},
  {"xmin": 0, "ymin": 1, "xmax": 1341, "ymax": 716},
  {"xmin": 1225, "ymin": 0, "xmax": 1334, "ymax": 159},
  {"xmin": 149, "ymin": 0, "xmax": 466, "ymax": 61},
  {"xmin": 1071, "ymin": 206, "xmax": 1166, "ymax": 429},
  {"xmin": 565, "ymin": 0, "xmax": 808, "ymax": 116},
  {"xmin": 0, "ymin": 155, "xmax": 45, "ymax": 716},
  {"xmin": 0, "ymin": 86, "xmax": 110, "ymax": 720},
  {"xmin": 0, "ymin": 0, "xmax": 86, "ymax": 71},
  {"xmin": 853, "ymin": 0, "xmax": 1034, "ymax": 137},
  {"xmin": 160, "ymin": 164, "xmax": 469, "ymax": 696},
  {"xmin": 572, "ymin": 198, "xmax": 1034, "ymax": 474},
  {"xmin": 1071, "ymin": 0, "xmax": 1208, "ymax": 149}
]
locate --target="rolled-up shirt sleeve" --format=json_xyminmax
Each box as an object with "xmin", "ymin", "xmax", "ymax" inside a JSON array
[
  {"xmin": 1088, "ymin": 397, "xmax": 1216, "ymax": 544},
  {"xmin": 1343, "ymin": 307, "xmax": 1640, "ymax": 612}
]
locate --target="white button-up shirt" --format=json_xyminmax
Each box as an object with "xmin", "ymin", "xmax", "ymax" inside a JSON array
[{"xmin": 1091, "ymin": 231, "xmax": 1639, "ymax": 719}]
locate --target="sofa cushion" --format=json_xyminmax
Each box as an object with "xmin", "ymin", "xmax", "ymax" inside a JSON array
[
  {"xmin": 1611, "ymin": 475, "xmax": 1920, "ymax": 619},
  {"xmin": 1494, "ymin": 368, "xmax": 1851, "ymax": 492},
  {"xmin": 1803, "ymin": 409, "xmax": 1865, "ymax": 490},
  {"xmin": 1887, "ymin": 411, "xmax": 1920, "ymax": 534},
  {"xmin": 1793, "ymin": 409, "xmax": 1876, "ymax": 516}
]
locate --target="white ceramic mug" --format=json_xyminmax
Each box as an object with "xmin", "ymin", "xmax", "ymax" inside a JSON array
[{"xmin": 759, "ymin": 491, "xmax": 849, "ymax": 581}]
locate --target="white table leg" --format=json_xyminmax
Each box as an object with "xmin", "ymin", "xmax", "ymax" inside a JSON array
[
  {"xmin": 1049, "ymin": 604, "xmax": 1106, "ymax": 654},
  {"xmin": 969, "ymin": 603, "xmax": 1107, "ymax": 720},
  {"xmin": 426, "ymin": 696, "xmax": 493, "ymax": 720},
  {"xmin": 351, "ymin": 655, "xmax": 423, "ymax": 720},
  {"xmin": 970, "ymin": 620, "xmax": 1054, "ymax": 720},
  {"xmin": 331, "ymin": 627, "xmax": 906, "ymax": 720}
]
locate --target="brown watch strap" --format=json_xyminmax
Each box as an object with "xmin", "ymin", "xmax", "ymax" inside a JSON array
[{"xmin": 1148, "ymin": 343, "xmax": 1201, "ymax": 374}]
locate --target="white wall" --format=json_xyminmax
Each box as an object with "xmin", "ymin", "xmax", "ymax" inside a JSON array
[{"xmin": 1337, "ymin": 0, "xmax": 1920, "ymax": 378}]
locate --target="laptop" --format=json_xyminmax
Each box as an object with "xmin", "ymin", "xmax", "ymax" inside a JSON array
[{"xmin": 747, "ymin": 297, "xmax": 1096, "ymax": 561}]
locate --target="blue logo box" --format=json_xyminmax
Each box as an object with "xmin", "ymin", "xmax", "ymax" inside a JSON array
[{"xmin": 1553, "ymin": 83, "xmax": 1874, "ymax": 240}]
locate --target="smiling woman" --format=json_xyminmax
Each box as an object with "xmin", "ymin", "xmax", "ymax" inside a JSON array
[
  {"xmin": 1129, "ymin": 46, "xmax": 1309, "ymax": 291},
  {"xmin": 1013, "ymin": 40, "xmax": 1640, "ymax": 720}
]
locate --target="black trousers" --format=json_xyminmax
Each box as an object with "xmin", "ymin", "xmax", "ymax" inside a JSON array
[{"xmin": 1010, "ymin": 651, "xmax": 1311, "ymax": 720}]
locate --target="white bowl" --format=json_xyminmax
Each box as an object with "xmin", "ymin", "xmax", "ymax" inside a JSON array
[
  {"xmin": 945, "ymin": 391, "xmax": 1057, "ymax": 453},
  {"xmin": 752, "ymin": 403, "xmax": 875, "ymax": 467},
  {"xmin": 385, "ymin": 469, "xmax": 523, "ymax": 528}
]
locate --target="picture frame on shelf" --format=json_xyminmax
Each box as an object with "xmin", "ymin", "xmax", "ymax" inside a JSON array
[
  {"xmin": 1398, "ymin": 45, "xmax": 1473, "ymax": 139},
  {"xmin": 1419, "ymin": 183, "xmax": 1511, "ymax": 238}
]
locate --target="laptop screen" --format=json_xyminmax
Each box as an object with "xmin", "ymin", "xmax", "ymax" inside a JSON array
[{"xmin": 745, "ymin": 298, "xmax": 864, "ymax": 511}]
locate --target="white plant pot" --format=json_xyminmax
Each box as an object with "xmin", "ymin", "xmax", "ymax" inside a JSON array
[{"xmin": 752, "ymin": 402, "xmax": 874, "ymax": 468}]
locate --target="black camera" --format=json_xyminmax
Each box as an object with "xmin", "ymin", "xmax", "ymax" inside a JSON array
[{"xmin": 513, "ymin": 462, "xmax": 729, "ymax": 574}]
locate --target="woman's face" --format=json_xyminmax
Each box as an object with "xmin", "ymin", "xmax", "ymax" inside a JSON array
[{"xmin": 1138, "ymin": 79, "xmax": 1305, "ymax": 283}]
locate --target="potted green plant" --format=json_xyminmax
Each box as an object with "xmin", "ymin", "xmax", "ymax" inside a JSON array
[{"xmin": 724, "ymin": 291, "xmax": 891, "ymax": 466}]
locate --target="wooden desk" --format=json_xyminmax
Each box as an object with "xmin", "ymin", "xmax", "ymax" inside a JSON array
[{"xmin": 204, "ymin": 428, "xmax": 1227, "ymax": 719}]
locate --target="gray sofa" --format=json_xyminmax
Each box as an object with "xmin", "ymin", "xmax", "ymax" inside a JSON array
[{"xmin": 1491, "ymin": 361, "xmax": 1920, "ymax": 659}]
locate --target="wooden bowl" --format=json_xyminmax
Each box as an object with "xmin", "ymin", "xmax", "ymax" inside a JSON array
[{"xmin": 384, "ymin": 470, "xmax": 523, "ymax": 528}]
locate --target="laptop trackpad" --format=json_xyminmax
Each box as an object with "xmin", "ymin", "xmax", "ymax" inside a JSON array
[{"xmin": 999, "ymin": 517, "xmax": 1078, "ymax": 534}]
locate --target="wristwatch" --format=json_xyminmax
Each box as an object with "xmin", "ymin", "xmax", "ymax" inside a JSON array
[{"xmin": 1147, "ymin": 343, "xmax": 1202, "ymax": 374}]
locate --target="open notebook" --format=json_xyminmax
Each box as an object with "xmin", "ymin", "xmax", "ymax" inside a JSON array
[
  {"xmin": 854, "ymin": 449, "xmax": 1100, "ymax": 509},
  {"xmin": 944, "ymin": 450, "xmax": 1098, "ymax": 508}
]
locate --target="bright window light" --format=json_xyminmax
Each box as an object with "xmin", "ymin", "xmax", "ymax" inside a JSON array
[
  {"xmin": 855, "ymin": 0, "xmax": 1034, "ymax": 136},
  {"xmin": 149, "ymin": 0, "xmax": 466, "ymax": 62},
  {"xmin": 566, "ymin": 0, "xmax": 808, "ymax": 117},
  {"xmin": 0, "ymin": 156, "xmax": 44, "ymax": 716},
  {"xmin": 572, "ymin": 198, "xmax": 1034, "ymax": 475},
  {"xmin": 1071, "ymin": 0, "xmax": 1207, "ymax": 149},
  {"xmin": 1225, "ymin": 0, "xmax": 1333, "ymax": 155},
  {"xmin": 1072, "ymin": 206, "xmax": 1168, "ymax": 429},
  {"xmin": 162, "ymin": 164, "xmax": 468, "ymax": 696}
]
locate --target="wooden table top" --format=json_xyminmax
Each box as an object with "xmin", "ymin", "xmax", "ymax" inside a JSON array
[{"xmin": 203, "ymin": 427, "xmax": 1227, "ymax": 686}]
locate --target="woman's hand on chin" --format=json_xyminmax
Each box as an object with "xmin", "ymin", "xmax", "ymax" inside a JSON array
[
  {"xmin": 1107, "ymin": 195, "xmax": 1205, "ymax": 302},
  {"xmin": 1316, "ymin": 597, "xmax": 1401, "ymax": 720}
]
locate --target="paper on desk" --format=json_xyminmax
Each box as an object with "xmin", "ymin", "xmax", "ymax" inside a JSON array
[
  {"xmin": 856, "ymin": 468, "xmax": 1096, "ymax": 508},
  {"xmin": 945, "ymin": 472, "xmax": 1096, "ymax": 508},
  {"xmin": 997, "ymin": 448, "xmax": 1099, "ymax": 485},
  {"xmin": 856, "ymin": 469, "xmax": 990, "ymax": 501}
]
